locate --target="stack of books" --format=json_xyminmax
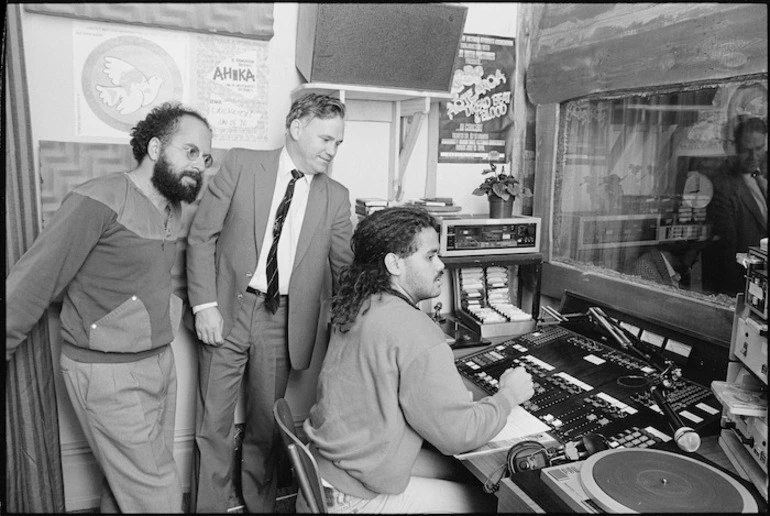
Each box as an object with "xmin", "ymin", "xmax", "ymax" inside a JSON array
[
  {"xmin": 410, "ymin": 197, "xmax": 462, "ymax": 216},
  {"xmin": 355, "ymin": 198, "xmax": 389, "ymax": 219}
]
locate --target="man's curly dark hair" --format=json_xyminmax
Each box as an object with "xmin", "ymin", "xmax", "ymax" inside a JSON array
[
  {"xmin": 285, "ymin": 93, "xmax": 346, "ymax": 129},
  {"xmin": 331, "ymin": 206, "xmax": 439, "ymax": 332},
  {"xmin": 129, "ymin": 102, "xmax": 211, "ymax": 163}
]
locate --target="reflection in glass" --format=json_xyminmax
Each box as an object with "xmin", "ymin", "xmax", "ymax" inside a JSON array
[{"xmin": 552, "ymin": 77, "xmax": 767, "ymax": 301}]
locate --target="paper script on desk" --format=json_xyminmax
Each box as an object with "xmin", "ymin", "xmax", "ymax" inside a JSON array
[{"xmin": 454, "ymin": 406, "xmax": 556, "ymax": 460}]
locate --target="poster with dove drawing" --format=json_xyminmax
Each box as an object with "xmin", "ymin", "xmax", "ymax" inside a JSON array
[
  {"xmin": 75, "ymin": 22, "xmax": 188, "ymax": 137},
  {"xmin": 95, "ymin": 56, "xmax": 166, "ymax": 115},
  {"xmin": 74, "ymin": 19, "xmax": 269, "ymax": 147}
]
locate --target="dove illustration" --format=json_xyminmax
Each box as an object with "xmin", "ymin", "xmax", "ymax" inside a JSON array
[{"xmin": 95, "ymin": 56, "xmax": 164, "ymax": 115}]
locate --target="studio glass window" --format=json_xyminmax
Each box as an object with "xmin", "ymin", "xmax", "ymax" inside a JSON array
[{"xmin": 551, "ymin": 76, "xmax": 767, "ymax": 304}]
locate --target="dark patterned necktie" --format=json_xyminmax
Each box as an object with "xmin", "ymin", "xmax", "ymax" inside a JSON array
[{"xmin": 265, "ymin": 169, "xmax": 303, "ymax": 313}]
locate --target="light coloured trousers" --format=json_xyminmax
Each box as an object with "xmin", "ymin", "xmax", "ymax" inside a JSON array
[
  {"xmin": 296, "ymin": 476, "xmax": 497, "ymax": 514},
  {"xmin": 60, "ymin": 347, "xmax": 181, "ymax": 513},
  {"xmin": 296, "ymin": 446, "xmax": 497, "ymax": 513}
]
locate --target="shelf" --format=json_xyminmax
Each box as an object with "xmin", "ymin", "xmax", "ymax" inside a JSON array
[
  {"xmin": 290, "ymin": 81, "xmax": 453, "ymax": 201},
  {"xmin": 441, "ymin": 253, "xmax": 544, "ymax": 267},
  {"xmin": 291, "ymin": 82, "xmax": 453, "ymax": 103}
]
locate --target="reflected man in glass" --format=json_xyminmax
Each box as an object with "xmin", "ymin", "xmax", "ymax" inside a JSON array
[
  {"xmin": 705, "ymin": 116, "xmax": 767, "ymax": 296},
  {"xmin": 627, "ymin": 240, "xmax": 709, "ymax": 289}
]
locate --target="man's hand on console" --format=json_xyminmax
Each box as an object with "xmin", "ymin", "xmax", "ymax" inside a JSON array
[{"xmin": 497, "ymin": 366, "xmax": 535, "ymax": 407}]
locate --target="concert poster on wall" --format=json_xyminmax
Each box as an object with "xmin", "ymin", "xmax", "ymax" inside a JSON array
[{"xmin": 438, "ymin": 34, "xmax": 515, "ymax": 164}]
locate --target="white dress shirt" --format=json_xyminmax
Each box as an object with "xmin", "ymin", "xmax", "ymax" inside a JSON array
[
  {"xmin": 660, "ymin": 251, "xmax": 682, "ymax": 286},
  {"xmin": 192, "ymin": 148, "xmax": 312, "ymax": 314},
  {"xmin": 250, "ymin": 148, "xmax": 312, "ymax": 293}
]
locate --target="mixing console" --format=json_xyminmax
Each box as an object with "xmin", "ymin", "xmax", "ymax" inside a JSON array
[{"xmin": 455, "ymin": 325, "xmax": 721, "ymax": 447}]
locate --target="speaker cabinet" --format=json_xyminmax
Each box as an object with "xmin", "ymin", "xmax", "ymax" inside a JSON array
[{"xmin": 296, "ymin": 4, "xmax": 467, "ymax": 92}]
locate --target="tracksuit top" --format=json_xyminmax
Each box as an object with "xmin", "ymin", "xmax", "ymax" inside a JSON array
[{"xmin": 6, "ymin": 172, "xmax": 183, "ymax": 363}]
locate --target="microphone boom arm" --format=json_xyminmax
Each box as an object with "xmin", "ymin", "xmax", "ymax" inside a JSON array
[{"xmin": 587, "ymin": 307, "xmax": 681, "ymax": 384}]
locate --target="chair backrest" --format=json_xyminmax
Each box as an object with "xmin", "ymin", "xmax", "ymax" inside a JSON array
[{"xmin": 273, "ymin": 398, "xmax": 327, "ymax": 513}]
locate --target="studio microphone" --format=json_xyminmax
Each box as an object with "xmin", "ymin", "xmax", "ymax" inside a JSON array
[{"xmin": 650, "ymin": 385, "xmax": 701, "ymax": 452}]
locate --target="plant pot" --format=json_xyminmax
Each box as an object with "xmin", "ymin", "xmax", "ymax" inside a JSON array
[{"xmin": 488, "ymin": 196, "xmax": 514, "ymax": 218}]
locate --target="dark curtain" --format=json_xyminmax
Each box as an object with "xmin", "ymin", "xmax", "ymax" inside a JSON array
[{"xmin": 4, "ymin": 4, "xmax": 66, "ymax": 512}]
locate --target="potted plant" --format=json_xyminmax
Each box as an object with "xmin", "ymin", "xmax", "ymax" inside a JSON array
[{"xmin": 472, "ymin": 162, "xmax": 531, "ymax": 218}]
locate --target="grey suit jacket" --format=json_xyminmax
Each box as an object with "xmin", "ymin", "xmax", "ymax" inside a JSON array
[{"xmin": 186, "ymin": 148, "xmax": 353, "ymax": 370}]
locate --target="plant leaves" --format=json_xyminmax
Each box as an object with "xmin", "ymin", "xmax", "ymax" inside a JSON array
[{"xmin": 492, "ymin": 183, "xmax": 510, "ymax": 200}]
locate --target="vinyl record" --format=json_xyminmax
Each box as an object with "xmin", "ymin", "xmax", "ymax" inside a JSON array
[{"xmin": 580, "ymin": 448, "xmax": 758, "ymax": 513}]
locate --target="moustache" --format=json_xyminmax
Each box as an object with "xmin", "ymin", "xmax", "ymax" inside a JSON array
[{"xmin": 180, "ymin": 170, "xmax": 202, "ymax": 185}]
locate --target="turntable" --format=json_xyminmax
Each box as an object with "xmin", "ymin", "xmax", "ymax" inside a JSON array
[{"xmin": 541, "ymin": 448, "xmax": 759, "ymax": 513}]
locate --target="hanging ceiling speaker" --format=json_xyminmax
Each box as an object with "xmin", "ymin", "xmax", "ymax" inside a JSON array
[{"xmin": 296, "ymin": 3, "xmax": 467, "ymax": 92}]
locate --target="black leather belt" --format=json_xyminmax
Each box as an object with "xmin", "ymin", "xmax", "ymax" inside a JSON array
[{"xmin": 246, "ymin": 286, "xmax": 287, "ymax": 298}]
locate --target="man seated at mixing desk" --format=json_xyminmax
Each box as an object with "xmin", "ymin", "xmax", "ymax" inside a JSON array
[
  {"xmin": 626, "ymin": 240, "xmax": 707, "ymax": 289},
  {"xmin": 301, "ymin": 206, "xmax": 535, "ymax": 513}
]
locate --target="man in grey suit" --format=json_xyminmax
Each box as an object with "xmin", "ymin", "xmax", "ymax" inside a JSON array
[{"xmin": 186, "ymin": 93, "xmax": 353, "ymax": 512}]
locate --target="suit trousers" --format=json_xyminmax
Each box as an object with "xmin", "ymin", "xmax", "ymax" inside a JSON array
[
  {"xmin": 192, "ymin": 291, "xmax": 291, "ymax": 513},
  {"xmin": 60, "ymin": 348, "xmax": 181, "ymax": 513}
]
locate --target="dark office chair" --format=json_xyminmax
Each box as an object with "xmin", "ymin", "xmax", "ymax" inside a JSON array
[{"xmin": 273, "ymin": 398, "xmax": 327, "ymax": 513}]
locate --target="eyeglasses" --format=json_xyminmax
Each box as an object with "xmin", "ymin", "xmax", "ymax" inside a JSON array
[{"xmin": 166, "ymin": 143, "xmax": 213, "ymax": 168}]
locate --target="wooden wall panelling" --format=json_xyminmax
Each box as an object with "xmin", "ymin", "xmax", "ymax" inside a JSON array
[
  {"xmin": 38, "ymin": 141, "xmax": 135, "ymax": 227},
  {"xmin": 532, "ymin": 103, "xmax": 559, "ymax": 261},
  {"xmin": 527, "ymin": 3, "xmax": 768, "ymax": 104},
  {"xmin": 24, "ymin": 3, "xmax": 275, "ymax": 40},
  {"xmin": 510, "ymin": 4, "xmax": 545, "ymax": 215}
]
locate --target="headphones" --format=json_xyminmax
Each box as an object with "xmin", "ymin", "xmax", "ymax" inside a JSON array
[
  {"xmin": 483, "ymin": 433, "xmax": 609, "ymax": 494},
  {"xmin": 507, "ymin": 440, "xmax": 551, "ymax": 474}
]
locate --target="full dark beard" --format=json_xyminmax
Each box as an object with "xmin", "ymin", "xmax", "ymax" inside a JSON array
[{"xmin": 151, "ymin": 153, "xmax": 202, "ymax": 204}]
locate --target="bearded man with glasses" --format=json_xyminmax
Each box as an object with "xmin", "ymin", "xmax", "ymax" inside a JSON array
[{"xmin": 6, "ymin": 101, "xmax": 213, "ymax": 512}]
